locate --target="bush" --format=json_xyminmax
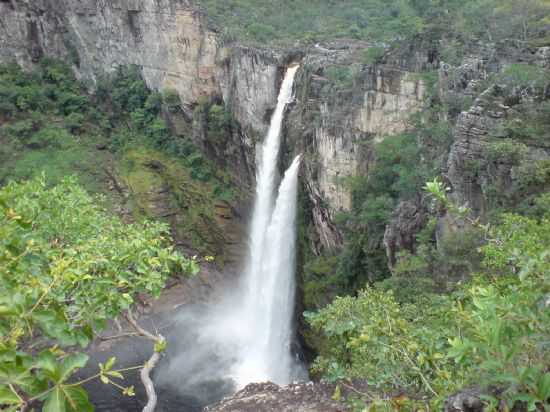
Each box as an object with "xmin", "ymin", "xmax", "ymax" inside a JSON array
[
  {"xmin": 207, "ymin": 104, "xmax": 232, "ymax": 137},
  {"xmin": 361, "ymin": 47, "xmax": 385, "ymax": 64},
  {"xmin": 307, "ymin": 287, "xmax": 457, "ymax": 395},
  {"xmin": 110, "ymin": 66, "xmax": 149, "ymax": 113},
  {"xmin": 162, "ymin": 89, "xmax": 181, "ymax": 112},
  {"xmin": 324, "ymin": 66, "xmax": 353, "ymax": 88},
  {"xmin": 26, "ymin": 126, "xmax": 71, "ymax": 149},
  {"xmin": 55, "ymin": 91, "xmax": 88, "ymax": 115},
  {"xmin": 3, "ymin": 119, "xmax": 35, "ymax": 139},
  {"xmin": 499, "ymin": 63, "xmax": 550, "ymax": 90},
  {"xmin": 246, "ymin": 22, "xmax": 277, "ymax": 43},
  {"xmin": 147, "ymin": 117, "xmax": 170, "ymax": 146},
  {"xmin": 0, "ymin": 100, "xmax": 16, "ymax": 117},
  {"xmin": 307, "ymin": 211, "xmax": 550, "ymax": 409},
  {"xmin": 64, "ymin": 112, "xmax": 85, "ymax": 133}
]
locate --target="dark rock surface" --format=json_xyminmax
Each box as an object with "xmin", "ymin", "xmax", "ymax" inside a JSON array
[
  {"xmin": 204, "ymin": 381, "xmax": 351, "ymax": 412},
  {"xmin": 383, "ymin": 198, "xmax": 428, "ymax": 271},
  {"xmin": 444, "ymin": 387, "xmax": 487, "ymax": 412}
]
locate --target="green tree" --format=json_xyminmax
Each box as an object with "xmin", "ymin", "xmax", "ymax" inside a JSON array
[{"xmin": 0, "ymin": 176, "xmax": 198, "ymax": 411}]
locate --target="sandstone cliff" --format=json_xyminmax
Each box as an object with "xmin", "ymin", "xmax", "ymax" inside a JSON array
[{"xmin": 0, "ymin": 0, "xmax": 431, "ymax": 254}]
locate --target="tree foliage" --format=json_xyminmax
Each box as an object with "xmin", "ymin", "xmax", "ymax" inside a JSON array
[
  {"xmin": 307, "ymin": 184, "xmax": 550, "ymax": 410},
  {"xmin": 199, "ymin": 0, "xmax": 550, "ymax": 46},
  {"xmin": 0, "ymin": 176, "xmax": 198, "ymax": 411}
]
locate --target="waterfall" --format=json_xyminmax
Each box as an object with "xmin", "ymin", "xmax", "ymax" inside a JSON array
[
  {"xmin": 161, "ymin": 65, "xmax": 305, "ymax": 397},
  {"xmin": 230, "ymin": 65, "xmax": 303, "ymax": 387},
  {"xmin": 244, "ymin": 64, "xmax": 300, "ymax": 300}
]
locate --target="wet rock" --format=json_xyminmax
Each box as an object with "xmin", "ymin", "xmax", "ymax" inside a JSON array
[
  {"xmin": 444, "ymin": 387, "xmax": 487, "ymax": 412},
  {"xmin": 204, "ymin": 381, "xmax": 351, "ymax": 412}
]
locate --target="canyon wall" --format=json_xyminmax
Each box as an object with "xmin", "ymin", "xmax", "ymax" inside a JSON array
[{"xmin": 0, "ymin": 0, "xmax": 430, "ymax": 253}]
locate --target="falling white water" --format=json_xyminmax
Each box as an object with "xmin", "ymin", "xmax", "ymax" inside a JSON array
[
  {"xmin": 233, "ymin": 155, "xmax": 303, "ymax": 386},
  {"xmin": 230, "ymin": 65, "xmax": 303, "ymax": 386},
  {"xmin": 162, "ymin": 65, "xmax": 305, "ymax": 395},
  {"xmin": 245, "ymin": 64, "xmax": 300, "ymax": 300}
]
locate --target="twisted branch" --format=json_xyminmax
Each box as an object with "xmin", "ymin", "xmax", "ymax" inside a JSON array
[{"xmin": 125, "ymin": 310, "xmax": 166, "ymax": 412}]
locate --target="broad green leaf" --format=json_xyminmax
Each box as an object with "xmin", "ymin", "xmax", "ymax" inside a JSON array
[
  {"xmin": 62, "ymin": 386, "xmax": 93, "ymax": 412},
  {"xmin": 59, "ymin": 353, "xmax": 89, "ymax": 383},
  {"xmin": 43, "ymin": 386, "xmax": 66, "ymax": 412},
  {"xmin": 0, "ymin": 385, "xmax": 20, "ymax": 405},
  {"xmin": 36, "ymin": 351, "xmax": 59, "ymax": 376}
]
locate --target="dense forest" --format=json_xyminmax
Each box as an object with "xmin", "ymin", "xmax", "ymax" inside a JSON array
[{"xmin": 1, "ymin": 0, "xmax": 549, "ymax": 411}]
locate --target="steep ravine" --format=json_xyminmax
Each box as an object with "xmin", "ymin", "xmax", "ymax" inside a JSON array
[
  {"xmin": 0, "ymin": 0, "xmax": 428, "ymax": 241},
  {"xmin": 2, "ymin": 1, "xmax": 550, "ymax": 411}
]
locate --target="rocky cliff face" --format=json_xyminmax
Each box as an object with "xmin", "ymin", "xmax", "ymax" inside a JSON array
[
  {"xmin": 286, "ymin": 41, "xmax": 427, "ymax": 250},
  {"xmin": 1, "ymin": 0, "xmax": 219, "ymax": 102},
  {"xmin": 441, "ymin": 43, "xmax": 550, "ymax": 223},
  {"xmin": 0, "ymin": 1, "xmax": 430, "ymax": 254},
  {"xmin": 0, "ymin": 0, "xmax": 275, "ymax": 188},
  {"xmin": 4, "ymin": 0, "xmax": 549, "ymax": 288}
]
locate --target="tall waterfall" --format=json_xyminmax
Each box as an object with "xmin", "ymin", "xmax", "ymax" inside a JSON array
[
  {"xmin": 231, "ymin": 65, "xmax": 303, "ymax": 386},
  {"xmin": 160, "ymin": 66, "xmax": 305, "ymax": 397}
]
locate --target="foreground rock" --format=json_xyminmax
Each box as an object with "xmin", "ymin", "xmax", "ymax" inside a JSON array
[{"xmin": 204, "ymin": 382, "xmax": 351, "ymax": 412}]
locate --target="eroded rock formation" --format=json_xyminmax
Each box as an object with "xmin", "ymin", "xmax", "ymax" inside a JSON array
[{"xmin": 0, "ymin": 1, "xmax": 430, "ymax": 253}]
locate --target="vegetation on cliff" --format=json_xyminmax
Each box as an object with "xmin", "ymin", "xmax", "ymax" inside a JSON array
[
  {"xmin": 200, "ymin": 0, "xmax": 550, "ymax": 47},
  {"xmin": 307, "ymin": 181, "xmax": 550, "ymax": 410},
  {"xmin": 285, "ymin": 2, "xmax": 550, "ymax": 410},
  {"xmin": 0, "ymin": 60, "xmax": 237, "ymax": 262}
]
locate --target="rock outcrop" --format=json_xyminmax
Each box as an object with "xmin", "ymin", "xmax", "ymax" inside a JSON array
[
  {"xmin": 383, "ymin": 198, "xmax": 428, "ymax": 271},
  {"xmin": 286, "ymin": 41, "xmax": 427, "ymax": 250},
  {"xmin": 204, "ymin": 381, "xmax": 350, "ymax": 412},
  {"xmin": 0, "ymin": 2, "xmax": 432, "ymax": 254},
  {"xmin": 442, "ymin": 43, "xmax": 550, "ymax": 222}
]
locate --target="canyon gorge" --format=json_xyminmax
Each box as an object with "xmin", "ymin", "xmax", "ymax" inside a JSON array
[{"xmin": 1, "ymin": 0, "xmax": 549, "ymax": 411}]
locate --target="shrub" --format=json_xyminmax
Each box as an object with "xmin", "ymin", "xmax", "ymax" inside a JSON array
[
  {"xmin": 56, "ymin": 91, "xmax": 88, "ymax": 115},
  {"xmin": 110, "ymin": 66, "xmax": 149, "ymax": 113},
  {"xmin": 3, "ymin": 119, "xmax": 35, "ymax": 139},
  {"xmin": 307, "ymin": 212, "xmax": 550, "ymax": 409},
  {"xmin": 324, "ymin": 66, "xmax": 353, "ymax": 88},
  {"xmin": 306, "ymin": 287, "xmax": 457, "ymax": 396},
  {"xmin": 0, "ymin": 100, "xmax": 16, "ymax": 117},
  {"xmin": 147, "ymin": 117, "xmax": 170, "ymax": 146},
  {"xmin": 207, "ymin": 104, "xmax": 232, "ymax": 137},
  {"xmin": 499, "ymin": 63, "xmax": 550, "ymax": 90},
  {"xmin": 485, "ymin": 139, "xmax": 527, "ymax": 164},
  {"xmin": 162, "ymin": 89, "xmax": 181, "ymax": 112},
  {"xmin": 64, "ymin": 112, "xmax": 85, "ymax": 133},
  {"xmin": 143, "ymin": 91, "xmax": 162, "ymax": 114},
  {"xmin": 26, "ymin": 126, "xmax": 71, "ymax": 149},
  {"xmin": 361, "ymin": 46, "xmax": 385, "ymax": 65},
  {"xmin": 246, "ymin": 22, "xmax": 277, "ymax": 43}
]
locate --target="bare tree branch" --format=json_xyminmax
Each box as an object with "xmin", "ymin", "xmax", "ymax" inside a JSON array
[{"xmin": 125, "ymin": 309, "xmax": 166, "ymax": 412}]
